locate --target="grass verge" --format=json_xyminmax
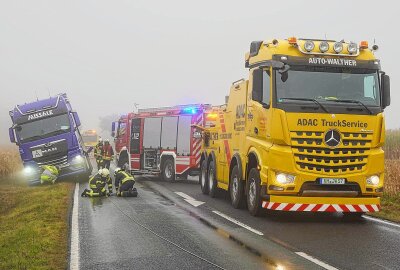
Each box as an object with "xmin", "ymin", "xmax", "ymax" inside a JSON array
[
  {"xmin": 369, "ymin": 193, "xmax": 400, "ymax": 223},
  {"xmin": 0, "ymin": 182, "xmax": 73, "ymax": 270}
]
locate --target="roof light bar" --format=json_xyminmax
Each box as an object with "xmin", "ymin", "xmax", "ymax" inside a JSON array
[{"xmin": 319, "ymin": 41, "xmax": 329, "ymax": 53}]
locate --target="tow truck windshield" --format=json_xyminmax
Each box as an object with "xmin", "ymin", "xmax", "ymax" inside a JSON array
[
  {"xmin": 275, "ymin": 67, "xmax": 381, "ymax": 109},
  {"xmin": 16, "ymin": 113, "xmax": 71, "ymax": 143}
]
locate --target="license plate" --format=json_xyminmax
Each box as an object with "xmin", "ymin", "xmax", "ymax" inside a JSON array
[
  {"xmin": 320, "ymin": 178, "xmax": 345, "ymax": 185},
  {"xmin": 32, "ymin": 149, "xmax": 43, "ymax": 158}
]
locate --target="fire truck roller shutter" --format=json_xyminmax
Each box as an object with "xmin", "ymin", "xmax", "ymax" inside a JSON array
[{"xmin": 229, "ymin": 153, "xmax": 245, "ymax": 208}]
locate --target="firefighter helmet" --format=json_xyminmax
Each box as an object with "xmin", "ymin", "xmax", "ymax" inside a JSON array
[
  {"xmin": 114, "ymin": 167, "xmax": 122, "ymax": 176},
  {"xmin": 99, "ymin": 168, "xmax": 110, "ymax": 178}
]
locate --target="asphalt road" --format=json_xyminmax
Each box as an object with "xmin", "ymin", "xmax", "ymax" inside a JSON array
[
  {"xmin": 148, "ymin": 176, "xmax": 400, "ymax": 270},
  {"xmin": 76, "ymin": 179, "xmax": 273, "ymax": 270}
]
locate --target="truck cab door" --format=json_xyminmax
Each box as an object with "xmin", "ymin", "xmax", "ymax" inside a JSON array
[
  {"xmin": 247, "ymin": 68, "xmax": 272, "ymax": 141},
  {"xmin": 130, "ymin": 118, "xmax": 142, "ymax": 170}
]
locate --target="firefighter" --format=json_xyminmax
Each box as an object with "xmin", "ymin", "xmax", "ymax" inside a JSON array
[
  {"xmin": 40, "ymin": 165, "xmax": 59, "ymax": 184},
  {"xmin": 102, "ymin": 139, "xmax": 114, "ymax": 170},
  {"xmin": 81, "ymin": 168, "xmax": 112, "ymax": 197},
  {"xmin": 94, "ymin": 138, "xmax": 104, "ymax": 170},
  {"xmin": 114, "ymin": 167, "xmax": 137, "ymax": 197}
]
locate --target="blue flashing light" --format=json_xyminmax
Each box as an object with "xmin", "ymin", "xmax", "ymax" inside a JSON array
[{"xmin": 182, "ymin": 107, "xmax": 198, "ymax": 114}]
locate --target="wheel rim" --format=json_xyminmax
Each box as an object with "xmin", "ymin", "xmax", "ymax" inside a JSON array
[
  {"xmin": 201, "ymin": 166, "xmax": 206, "ymax": 187},
  {"xmin": 208, "ymin": 168, "xmax": 214, "ymax": 191},
  {"xmin": 248, "ymin": 179, "xmax": 256, "ymax": 208},
  {"xmin": 165, "ymin": 163, "xmax": 173, "ymax": 178},
  {"xmin": 232, "ymin": 175, "xmax": 238, "ymax": 201}
]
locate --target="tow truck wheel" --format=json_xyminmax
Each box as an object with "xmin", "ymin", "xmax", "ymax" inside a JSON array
[
  {"xmin": 247, "ymin": 168, "xmax": 262, "ymax": 216},
  {"xmin": 230, "ymin": 165, "xmax": 244, "ymax": 208},
  {"xmin": 162, "ymin": 159, "xmax": 175, "ymax": 182},
  {"xmin": 208, "ymin": 162, "xmax": 218, "ymax": 198},
  {"xmin": 200, "ymin": 160, "xmax": 208, "ymax": 194}
]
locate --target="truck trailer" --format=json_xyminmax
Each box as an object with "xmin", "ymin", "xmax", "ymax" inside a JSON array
[
  {"xmin": 9, "ymin": 93, "xmax": 92, "ymax": 184},
  {"xmin": 199, "ymin": 38, "xmax": 390, "ymax": 217},
  {"xmin": 112, "ymin": 104, "xmax": 210, "ymax": 181}
]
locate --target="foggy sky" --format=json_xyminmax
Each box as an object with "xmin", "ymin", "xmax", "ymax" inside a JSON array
[{"xmin": 1, "ymin": 0, "xmax": 399, "ymax": 143}]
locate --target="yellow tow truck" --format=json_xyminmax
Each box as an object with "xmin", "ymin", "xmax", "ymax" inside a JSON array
[
  {"xmin": 199, "ymin": 37, "xmax": 391, "ymax": 217},
  {"xmin": 82, "ymin": 130, "xmax": 99, "ymax": 149}
]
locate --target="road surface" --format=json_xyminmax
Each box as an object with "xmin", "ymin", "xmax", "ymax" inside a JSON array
[
  {"xmin": 75, "ymin": 180, "xmax": 276, "ymax": 269},
  {"xmin": 148, "ymin": 176, "xmax": 400, "ymax": 270},
  {"xmin": 71, "ymin": 169, "xmax": 400, "ymax": 270}
]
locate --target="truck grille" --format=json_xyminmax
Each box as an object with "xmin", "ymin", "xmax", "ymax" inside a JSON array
[
  {"xmin": 35, "ymin": 154, "xmax": 68, "ymax": 167},
  {"xmin": 291, "ymin": 131, "xmax": 372, "ymax": 174}
]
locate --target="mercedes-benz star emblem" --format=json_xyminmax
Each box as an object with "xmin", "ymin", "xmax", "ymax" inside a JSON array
[{"xmin": 324, "ymin": 129, "xmax": 341, "ymax": 148}]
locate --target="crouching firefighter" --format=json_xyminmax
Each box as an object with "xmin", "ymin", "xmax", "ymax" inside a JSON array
[
  {"xmin": 114, "ymin": 167, "xmax": 138, "ymax": 197},
  {"xmin": 40, "ymin": 165, "xmax": 59, "ymax": 184},
  {"xmin": 81, "ymin": 168, "xmax": 112, "ymax": 197}
]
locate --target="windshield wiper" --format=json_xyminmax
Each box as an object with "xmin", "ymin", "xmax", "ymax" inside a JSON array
[
  {"xmin": 279, "ymin": 97, "xmax": 330, "ymax": 113},
  {"xmin": 328, "ymin": 99, "xmax": 373, "ymax": 115},
  {"xmin": 21, "ymin": 135, "xmax": 44, "ymax": 143},
  {"xmin": 45, "ymin": 129, "xmax": 69, "ymax": 137}
]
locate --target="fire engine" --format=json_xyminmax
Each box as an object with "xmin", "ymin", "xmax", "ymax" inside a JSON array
[
  {"xmin": 199, "ymin": 37, "xmax": 390, "ymax": 217},
  {"xmin": 112, "ymin": 104, "xmax": 210, "ymax": 181}
]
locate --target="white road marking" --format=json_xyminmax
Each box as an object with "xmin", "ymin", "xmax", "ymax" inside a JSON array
[
  {"xmin": 363, "ymin": 215, "xmax": 400, "ymax": 229},
  {"xmin": 295, "ymin": 252, "xmax": 338, "ymax": 270},
  {"xmin": 212, "ymin": 210, "xmax": 264, "ymax": 236},
  {"xmin": 175, "ymin": 192, "xmax": 205, "ymax": 207},
  {"xmin": 70, "ymin": 183, "xmax": 80, "ymax": 270}
]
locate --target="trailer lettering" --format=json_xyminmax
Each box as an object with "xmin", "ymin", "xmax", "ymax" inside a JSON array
[
  {"xmin": 236, "ymin": 104, "xmax": 246, "ymax": 119},
  {"xmin": 321, "ymin": 119, "xmax": 368, "ymax": 128},
  {"xmin": 27, "ymin": 110, "xmax": 54, "ymax": 121},
  {"xmin": 297, "ymin": 119, "xmax": 318, "ymax": 126},
  {"xmin": 308, "ymin": 57, "xmax": 357, "ymax": 67}
]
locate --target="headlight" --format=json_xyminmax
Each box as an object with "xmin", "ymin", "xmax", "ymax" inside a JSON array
[
  {"xmin": 347, "ymin": 42, "xmax": 358, "ymax": 54},
  {"xmin": 23, "ymin": 166, "xmax": 35, "ymax": 175},
  {"xmin": 276, "ymin": 173, "xmax": 295, "ymax": 184},
  {"xmin": 367, "ymin": 175, "xmax": 380, "ymax": 186},
  {"xmin": 319, "ymin": 41, "xmax": 329, "ymax": 53},
  {"xmin": 304, "ymin": 41, "xmax": 315, "ymax": 52},
  {"xmin": 72, "ymin": 155, "xmax": 84, "ymax": 164},
  {"xmin": 333, "ymin": 42, "xmax": 343, "ymax": 53}
]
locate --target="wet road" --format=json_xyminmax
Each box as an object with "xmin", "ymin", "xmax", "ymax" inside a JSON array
[
  {"xmin": 77, "ymin": 180, "xmax": 274, "ymax": 270},
  {"xmin": 149, "ymin": 176, "xmax": 400, "ymax": 270}
]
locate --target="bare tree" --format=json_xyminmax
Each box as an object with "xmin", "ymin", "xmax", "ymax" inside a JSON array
[{"xmin": 98, "ymin": 114, "xmax": 119, "ymax": 133}]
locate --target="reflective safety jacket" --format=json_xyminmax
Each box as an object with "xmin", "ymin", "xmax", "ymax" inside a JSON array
[
  {"xmin": 94, "ymin": 143, "xmax": 103, "ymax": 161},
  {"xmin": 115, "ymin": 171, "xmax": 135, "ymax": 189},
  {"xmin": 102, "ymin": 144, "xmax": 114, "ymax": 161},
  {"xmin": 40, "ymin": 165, "xmax": 59, "ymax": 184},
  {"xmin": 89, "ymin": 174, "xmax": 107, "ymax": 190}
]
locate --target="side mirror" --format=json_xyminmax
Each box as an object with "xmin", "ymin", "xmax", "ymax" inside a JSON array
[
  {"xmin": 9, "ymin": 128, "xmax": 16, "ymax": 143},
  {"xmin": 111, "ymin": 122, "xmax": 116, "ymax": 137},
  {"xmin": 72, "ymin": 112, "xmax": 81, "ymax": 127},
  {"xmin": 252, "ymin": 69, "xmax": 263, "ymax": 103},
  {"xmin": 381, "ymin": 74, "xmax": 391, "ymax": 109}
]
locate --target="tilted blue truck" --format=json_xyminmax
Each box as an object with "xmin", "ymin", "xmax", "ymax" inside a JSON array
[{"xmin": 9, "ymin": 93, "xmax": 92, "ymax": 184}]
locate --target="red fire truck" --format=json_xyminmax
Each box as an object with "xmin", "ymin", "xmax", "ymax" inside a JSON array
[{"xmin": 112, "ymin": 104, "xmax": 210, "ymax": 181}]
